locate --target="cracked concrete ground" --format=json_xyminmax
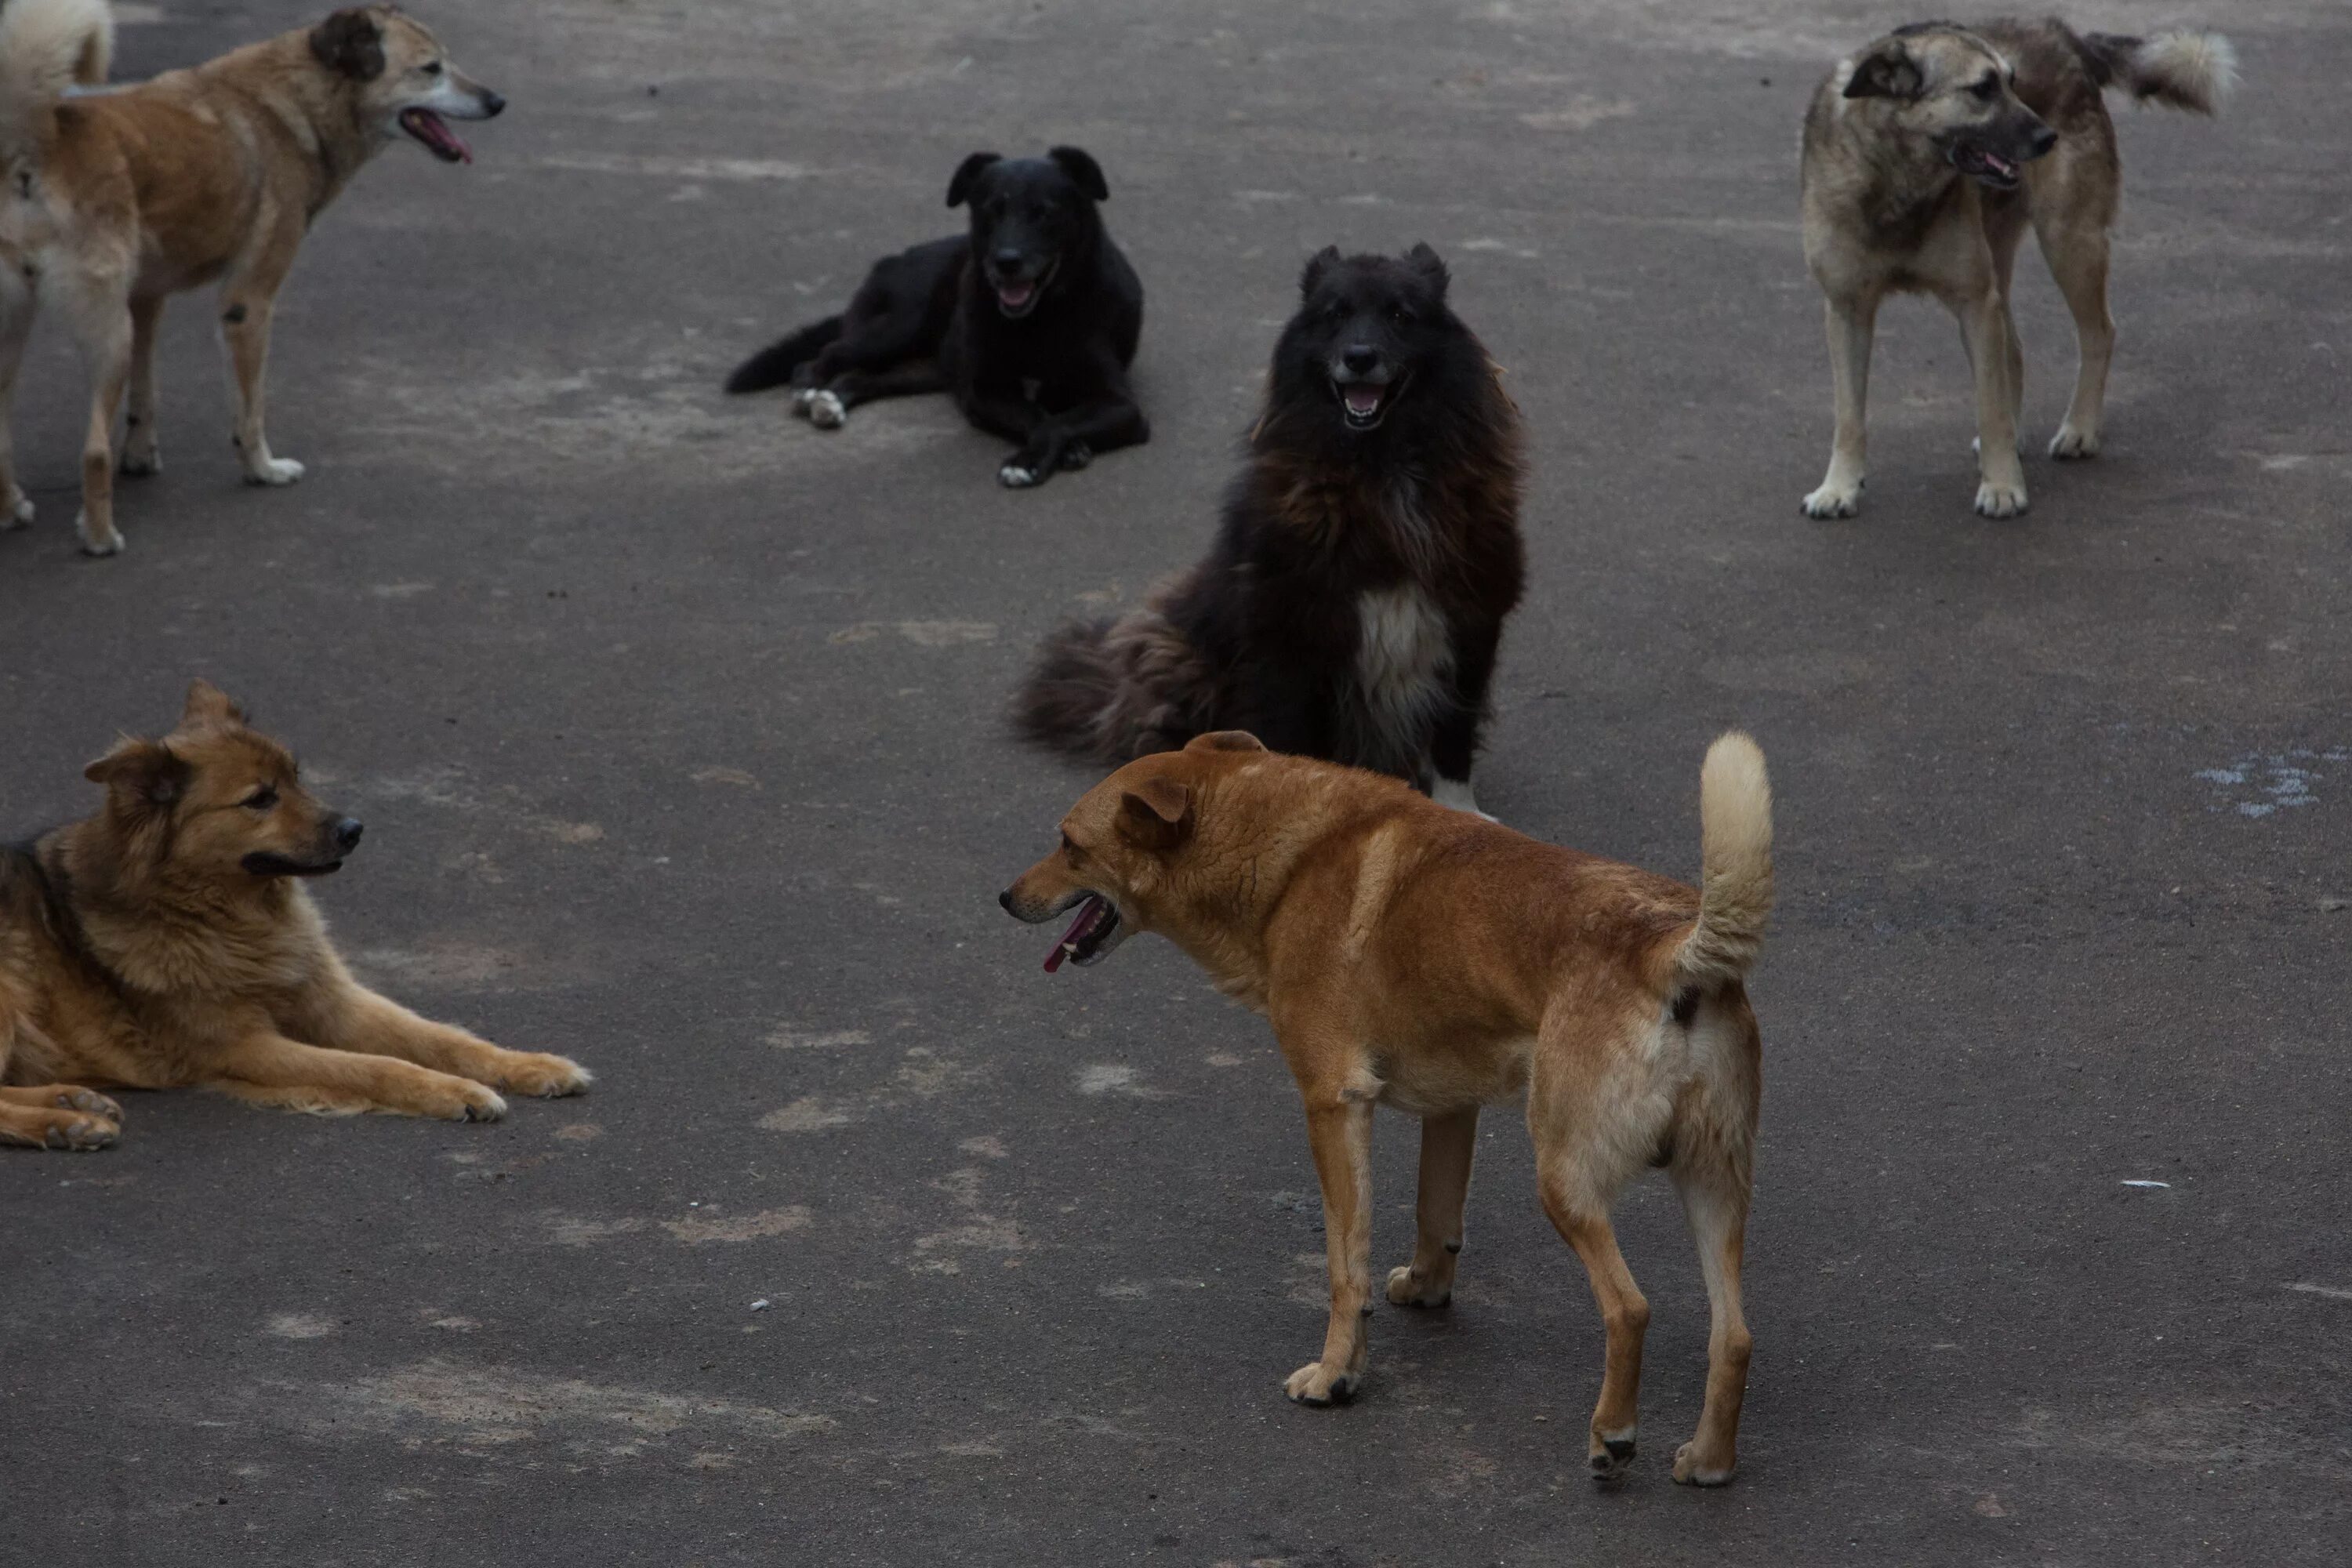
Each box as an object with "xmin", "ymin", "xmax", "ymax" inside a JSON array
[{"xmin": 2, "ymin": 2, "xmax": 2347, "ymax": 1563}]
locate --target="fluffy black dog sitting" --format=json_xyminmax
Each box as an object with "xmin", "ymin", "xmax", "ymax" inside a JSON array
[{"xmin": 726, "ymin": 147, "xmax": 1147, "ymax": 488}]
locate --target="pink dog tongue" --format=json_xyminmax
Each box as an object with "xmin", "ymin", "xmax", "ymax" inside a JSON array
[
  {"xmin": 999, "ymin": 281, "xmax": 1035, "ymax": 310},
  {"xmin": 1345, "ymin": 387, "xmax": 1381, "ymax": 416},
  {"xmin": 1043, "ymin": 897, "xmax": 1105, "ymax": 973},
  {"xmin": 402, "ymin": 108, "xmax": 473, "ymax": 164}
]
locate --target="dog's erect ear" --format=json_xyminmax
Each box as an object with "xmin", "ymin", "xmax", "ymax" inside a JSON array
[
  {"xmin": 1185, "ymin": 731, "xmax": 1266, "ymax": 755},
  {"xmin": 181, "ymin": 679, "xmax": 247, "ymax": 728},
  {"xmin": 1117, "ymin": 778, "xmax": 1193, "ymax": 850},
  {"xmin": 85, "ymin": 739, "xmax": 191, "ymax": 811},
  {"xmin": 1300, "ymin": 245, "xmax": 1342, "ymax": 297},
  {"xmin": 947, "ymin": 151, "xmax": 1003, "ymax": 207},
  {"xmin": 309, "ymin": 8, "xmax": 387, "ymax": 82},
  {"xmin": 1404, "ymin": 241, "xmax": 1450, "ymax": 299},
  {"xmin": 1047, "ymin": 145, "xmax": 1109, "ymax": 201},
  {"xmin": 1842, "ymin": 42, "xmax": 1922, "ymax": 100}
]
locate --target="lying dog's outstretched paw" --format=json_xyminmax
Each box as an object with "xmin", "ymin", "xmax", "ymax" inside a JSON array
[
  {"xmin": 43, "ymin": 1113, "xmax": 120, "ymax": 1151},
  {"xmin": 5, "ymin": 489, "xmax": 34, "ymax": 529},
  {"xmin": 1283, "ymin": 1361, "xmax": 1359, "ymax": 1406},
  {"xmin": 804, "ymin": 390, "xmax": 847, "ymax": 430},
  {"xmin": 242, "ymin": 456, "xmax": 305, "ymax": 486},
  {"xmin": 2049, "ymin": 425, "xmax": 2100, "ymax": 460},
  {"xmin": 1589, "ymin": 1428, "xmax": 1638, "ymax": 1481},
  {"xmin": 441, "ymin": 1083, "xmax": 509, "ymax": 1123},
  {"xmin": 1800, "ymin": 481, "xmax": 1862, "ymax": 519},
  {"xmin": 54, "ymin": 1087, "xmax": 124, "ymax": 1121},
  {"xmin": 998, "ymin": 460, "xmax": 1045, "ymax": 489},
  {"xmin": 1671, "ymin": 1440, "xmax": 1735, "ymax": 1487},
  {"xmin": 496, "ymin": 1053, "xmax": 593, "ymax": 1098},
  {"xmin": 1973, "ymin": 478, "xmax": 2028, "ymax": 519},
  {"xmin": 1385, "ymin": 1264, "xmax": 1453, "ymax": 1308},
  {"xmin": 1058, "ymin": 440, "xmax": 1093, "ymax": 472}
]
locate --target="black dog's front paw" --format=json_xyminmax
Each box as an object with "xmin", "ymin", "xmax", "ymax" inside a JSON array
[
  {"xmin": 1058, "ymin": 440, "xmax": 1093, "ymax": 471},
  {"xmin": 1000, "ymin": 450, "xmax": 1057, "ymax": 488}
]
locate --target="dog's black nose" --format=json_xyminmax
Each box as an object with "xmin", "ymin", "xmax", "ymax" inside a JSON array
[
  {"xmin": 992, "ymin": 248, "xmax": 1025, "ymax": 275},
  {"xmin": 482, "ymin": 91, "xmax": 506, "ymax": 118},
  {"xmin": 996, "ymin": 890, "xmax": 1014, "ymax": 913},
  {"xmin": 332, "ymin": 818, "xmax": 365, "ymax": 853},
  {"xmin": 1341, "ymin": 345, "xmax": 1380, "ymax": 376},
  {"xmin": 2029, "ymin": 124, "xmax": 2056, "ymax": 158}
]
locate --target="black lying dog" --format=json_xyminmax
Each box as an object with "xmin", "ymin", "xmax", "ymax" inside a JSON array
[
  {"xmin": 726, "ymin": 147, "xmax": 1148, "ymax": 488},
  {"xmin": 1015, "ymin": 244, "xmax": 1526, "ymax": 815}
]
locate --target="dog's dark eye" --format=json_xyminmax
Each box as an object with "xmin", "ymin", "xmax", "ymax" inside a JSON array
[
  {"xmin": 423, "ymin": 60, "xmax": 444, "ymax": 75},
  {"xmin": 243, "ymin": 787, "xmax": 278, "ymax": 811},
  {"xmin": 1388, "ymin": 306, "xmax": 1414, "ymax": 326},
  {"xmin": 1970, "ymin": 76, "xmax": 1998, "ymax": 100},
  {"xmin": 1061, "ymin": 832, "xmax": 1083, "ymax": 860}
]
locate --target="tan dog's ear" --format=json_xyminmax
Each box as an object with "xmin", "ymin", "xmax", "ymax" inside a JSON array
[
  {"xmin": 310, "ymin": 9, "xmax": 387, "ymax": 82},
  {"xmin": 1118, "ymin": 778, "xmax": 1192, "ymax": 849},
  {"xmin": 85, "ymin": 739, "xmax": 190, "ymax": 810},
  {"xmin": 1185, "ymin": 731, "xmax": 1266, "ymax": 754},
  {"xmin": 1843, "ymin": 42, "xmax": 1922, "ymax": 100},
  {"xmin": 182, "ymin": 679, "xmax": 247, "ymax": 727}
]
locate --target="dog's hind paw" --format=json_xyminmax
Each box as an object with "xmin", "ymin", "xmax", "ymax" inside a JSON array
[
  {"xmin": 1973, "ymin": 477, "xmax": 2029, "ymax": 519},
  {"xmin": 2049, "ymin": 424, "xmax": 2100, "ymax": 459},
  {"xmin": 242, "ymin": 456, "xmax": 305, "ymax": 486},
  {"xmin": 1385, "ymin": 1263, "xmax": 1454, "ymax": 1308},
  {"xmin": 804, "ymin": 390, "xmax": 847, "ymax": 430},
  {"xmin": 74, "ymin": 512, "xmax": 124, "ymax": 557},
  {"xmin": 1800, "ymin": 480, "xmax": 1863, "ymax": 519},
  {"xmin": 1671, "ymin": 1439, "xmax": 1736, "ymax": 1486},
  {"xmin": 119, "ymin": 443, "xmax": 162, "ymax": 477},
  {"xmin": 3, "ymin": 488, "xmax": 32, "ymax": 529},
  {"xmin": 1283, "ymin": 1361, "xmax": 1360, "ymax": 1406},
  {"xmin": 1058, "ymin": 440, "xmax": 1093, "ymax": 471},
  {"xmin": 1589, "ymin": 1427, "xmax": 1638, "ymax": 1481}
]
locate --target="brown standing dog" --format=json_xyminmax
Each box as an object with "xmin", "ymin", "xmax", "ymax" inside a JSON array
[
  {"xmin": 0, "ymin": 0, "xmax": 503, "ymax": 555},
  {"xmin": 1799, "ymin": 19, "xmax": 2234, "ymax": 519},
  {"xmin": 1000, "ymin": 730, "xmax": 1773, "ymax": 1486},
  {"xmin": 0, "ymin": 681, "xmax": 589, "ymax": 1149}
]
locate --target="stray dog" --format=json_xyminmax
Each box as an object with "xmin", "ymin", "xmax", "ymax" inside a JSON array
[
  {"xmin": 1015, "ymin": 245, "xmax": 1523, "ymax": 815},
  {"xmin": 1798, "ymin": 19, "xmax": 2234, "ymax": 518},
  {"xmin": 1000, "ymin": 730, "xmax": 1773, "ymax": 1485},
  {"xmin": 724, "ymin": 147, "xmax": 1146, "ymax": 488},
  {"xmin": 0, "ymin": 1, "xmax": 504, "ymax": 555},
  {"xmin": 0, "ymin": 681, "xmax": 589, "ymax": 1149}
]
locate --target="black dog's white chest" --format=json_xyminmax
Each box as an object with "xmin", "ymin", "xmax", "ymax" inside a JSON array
[{"xmin": 1350, "ymin": 583, "xmax": 1454, "ymax": 752}]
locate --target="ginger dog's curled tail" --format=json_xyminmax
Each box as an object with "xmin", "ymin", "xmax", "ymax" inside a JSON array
[
  {"xmin": 0, "ymin": 0, "xmax": 113, "ymax": 170},
  {"xmin": 2082, "ymin": 30, "xmax": 2237, "ymax": 115},
  {"xmin": 1674, "ymin": 731, "xmax": 1773, "ymax": 989}
]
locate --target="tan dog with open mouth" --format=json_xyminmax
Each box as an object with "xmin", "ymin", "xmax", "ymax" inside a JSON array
[
  {"xmin": 0, "ymin": 0, "xmax": 505, "ymax": 555},
  {"xmin": 0, "ymin": 681, "xmax": 588, "ymax": 1149},
  {"xmin": 1000, "ymin": 730, "xmax": 1773, "ymax": 1486}
]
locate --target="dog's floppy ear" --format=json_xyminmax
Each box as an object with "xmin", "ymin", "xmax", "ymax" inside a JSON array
[
  {"xmin": 1047, "ymin": 145, "xmax": 1109, "ymax": 201},
  {"xmin": 309, "ymin": 8, "xmax": 387, "ymax": 82},
  {"xmin": 1842, "ymin": 42, "xmax": 1922, "ymax": 100},
  {"xmin": 181, "ymin": 679, "xmax": 247, "ymax": 728},
  {"xmin": 1300, "ymin": 245, "xmax": 1342, "ymax": 297},
  {"xmin": 1185, "ymin": 731, "xmax": 1266, "ymax": 755},
  {"xmin": 85, "ymin": 739, "xmax": 191, "ymax": 811},
  {"xmin": 1404, "ymin": 241, "xmax": 1450, "ymax": 299},
  {"xmin": 1117, "ymin": 778, "xmax": 1193, "ymax": 850},
  {"xmin": 947, "ymin": 151, "xmax": 1002, "ymax": 207}
]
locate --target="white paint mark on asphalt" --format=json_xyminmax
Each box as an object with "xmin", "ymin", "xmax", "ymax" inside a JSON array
[
  {"xmin": 265, "ymin": 1313, "xmax": 335, "ymax": 1339},
  {"xmin": 2286, "ymin": 1282, "xmax": 2352, "ymax": 1301}
]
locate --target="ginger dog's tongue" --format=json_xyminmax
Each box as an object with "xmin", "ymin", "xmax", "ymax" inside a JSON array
[{"xmin": 1043, "ymin": 896, "xmax": 1107, "ymax": 972}]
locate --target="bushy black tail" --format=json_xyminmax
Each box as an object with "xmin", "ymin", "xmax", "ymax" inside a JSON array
[
  {"xmin": 1013, "ymin": 592, "xmax": 1210, "ymax": 766},
  {"xmin": 724, "ymin": 315, "xmax": 845, "ymax": 394}
]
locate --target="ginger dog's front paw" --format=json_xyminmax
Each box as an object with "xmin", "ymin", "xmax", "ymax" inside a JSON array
[
  {"xmin": 1385, "ymin": 1263, "xmax": 1453, "ymax": 1308},
  {"xmin": 435, "ymin": 1081, "xmax": 508, "ymax": 1122},
  {"xmin": 1588, "ymin": 1426, "xmax": 1638, "ymax": 1481},
  {"xmin": 54, "ymin": 1087, "xmax": 124, "ymax": 1121},
  {"xmin": 1283, "ymin": 1360, "xmax": 1359, "ymax": 1406},
  {"xmin": 1973, "ymin": 477, "xmax": 2028, "ymax": 518},
  {"xmin": 495, "ymin": 1052, "xmax": 593, "ymax": 1098},
  {"xmin": 1801, "ymin": 477, "xmax": 1863, "ymax": 518},
  {"xmin": 1671, "ymin": 1439, "xmax": 1736, "ymax": 1486}
]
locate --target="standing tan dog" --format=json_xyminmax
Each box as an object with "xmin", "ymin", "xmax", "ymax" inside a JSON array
[
  {"xmin": 1799, "ymin": 19, "xmax": 2234, "ymax": 519},
  {"xmin": 1000, "ymin": 731, "xmax": 1773, "ymax": 1486},
  {"xmin": 0, "ymin": 0, "xmax": 503, "ymax": 555},
  {"xmin": 0, "ymin": 681, "xmax": 588, "ymax": 1149}
]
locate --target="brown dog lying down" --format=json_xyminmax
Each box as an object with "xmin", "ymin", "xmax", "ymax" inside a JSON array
[
  {"xmin": 0, "ymin": 681, "xmax": 588, "ymax": 1149},
  {"xmin": 1001, "ymin": 731, "xmax": 1773, "ymax": 1486}
]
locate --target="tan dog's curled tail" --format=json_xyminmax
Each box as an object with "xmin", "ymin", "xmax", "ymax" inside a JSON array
[
  {"xmin": 1675, "ymin": 731, "xmax": 1773, "ymax": 988},
  {"xmin": 0, "ymin": 0, "xmax": 113, "ymax": 168},
  {"xmin": 2084, "ymin": 30, "xmax": 2237, "ymax": 116}
]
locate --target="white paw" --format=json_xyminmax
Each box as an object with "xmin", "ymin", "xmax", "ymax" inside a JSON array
[
  {"xmin": 804, "ymin": 390, "xmax": 845, "ymax": 430},
  {"xmin": 2049, "ymin": 425, "xmax": 2100, "ymax": 459},
  {"xmin": 1973, "ymin": 478, "xmax": 2029, "ymax": 518},
  {"xmin": 1970, "ymin": 436, "xmax": 2022, "ymax": 457},
  {"xmin": 243, "ymin": 456, "xmax": 304, "ymax": 486},
  {"xmin": 999, "ymin": 462, "xmax": 1042, "ymax": 488},
  {"xmin": 790, "ymin": 386, "xmax": 819, "ymax": 415},
  {"xmin": 2, "ymin": 491, "xmax": 29, "ymax": 529},
  {"xmin": 1801, "ymin": 479, "xmax": 1863, "ymax": 518},
  {"xmin": 75, "ymin": 512, "xmax": 123, "ymax": 556},
  {"xmin": 1430, "ymin": 777, "xmax": 1492, "ymax": 820},
  {"xmin": 119, "ymin": 447, "xmax": 161, "ymax": 477}
]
